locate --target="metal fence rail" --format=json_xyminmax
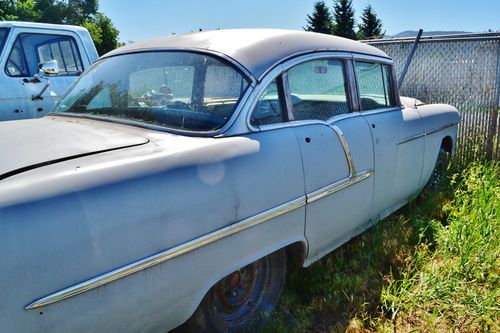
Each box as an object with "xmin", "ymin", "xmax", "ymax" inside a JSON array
[{"xmin": 366, "ymin": 32, "xmax": 500, "ymax": 162}]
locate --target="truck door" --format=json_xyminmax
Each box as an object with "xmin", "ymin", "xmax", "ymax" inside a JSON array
[
  {"xmin": 285, "ymin": 58, "xmax": 375, "ymax": 262},
  {"xmin": 355, "ymin": 61, "xmax": 425, "ymax": 218},
  {"xmin": 0, "ymin": 29, "xmax": 87, "ymax": 121}
]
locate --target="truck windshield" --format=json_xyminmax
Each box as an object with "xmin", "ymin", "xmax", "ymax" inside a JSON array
[
  {"xmin": 55, "ymin": 51, "xmax": 250, "ymax": 132},
  {"xmin": 0, "ymin": 29, "xmax": 8, "ymax": 54}
]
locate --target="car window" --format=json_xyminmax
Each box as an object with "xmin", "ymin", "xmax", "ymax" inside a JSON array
[
  {"xmin": 5, "ymin": 39, "xmax": 29, "ymax": 77},
  {"xmin": 55, "ymin": 51, "xmax": 250, "ymax": 132},
  {"xmin": 0, "ymin": 28, "xmax": 9, "ymax": 55},
  {"xmin": 128, "ymin": 66, "xmax": 195, "ymax": 103},
  {"xmin": 5, "ymin": 33, "xmax": 83, "ymax": 77},
  {"xmin": 250, "ymin": 79, "xmax": 286, "ymax": 127},
  {"xmin": 355, "ymin": 62, "xmax": 395, "ymax": 110},
  {"xmin": 287, "ymin": 59, "xmax": 350, "ymax": 121}
]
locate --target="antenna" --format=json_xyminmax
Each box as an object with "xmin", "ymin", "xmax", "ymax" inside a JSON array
[{"xmin": 398, "ymin": 29, "xmax": 423, "ymax": 89}]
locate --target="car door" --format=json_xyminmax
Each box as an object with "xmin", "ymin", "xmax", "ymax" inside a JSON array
[
  {"xmin": 283, "ymin": 57, "xmax": 375, "ymax": 262},
  {"xmin": 0, "ymin": 29, "xmax": 86, "ymax": 120},
  {"xmin": 355, "ymin": 60, "xmax": 425, "ymax": 218}
]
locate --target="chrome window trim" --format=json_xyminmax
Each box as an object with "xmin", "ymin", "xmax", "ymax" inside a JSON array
[
  {"xmin": 25, "ymin": 196, "xmax": 306, "ymax": 310},
  {"xmin": 245, "ymin": 64, "xmax": 287, "ymax": 133},
  {"xmin": 281, "ymin": 71, "xmax": 295, "ymax": 121},
  {"xmin": 55, "ymin": 48, "xmax": 257, "ymax": 138},
  {"xmin": 346, "ymin": 59, "xmax": 360, "ymax": 112},
  {"xmin": 101, "ymin": 47, "xmax": 257, "ymax": 84},
  {"xmin": 351, "ymin": 53, "xmax": 394, "ymax": 65},
  {"xmin": 247, "ymin": 52, "xmax": 361, "ymax": 133},
  {"xmin": 257, "ymin": 50, "xmax": 353, "ymax": 80},
  {"xmin": 352, "ymin": 59, "xmax": 401, "ymax": 112},
  {"xmin": 286, "ymin": 57, "xmax": 353, "ymax": 122}
]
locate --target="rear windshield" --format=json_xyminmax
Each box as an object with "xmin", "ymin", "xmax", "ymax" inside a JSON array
[
  {"xmin": 55, "ymin": 51, "xmax": 250, "ymax": 132},
  {"xmin": 0, "ymin": 28, "xmax": 9, "ymax": 55}
]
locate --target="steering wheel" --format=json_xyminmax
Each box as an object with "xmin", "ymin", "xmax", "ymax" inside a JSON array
[{"xmin": 6, "ymin": 60, "xmax": 24, "ymax": 76}]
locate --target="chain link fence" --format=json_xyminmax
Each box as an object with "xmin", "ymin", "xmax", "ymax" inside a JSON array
[{"xmin": 366, "ymin": 33, "xmax": 500, "ymax": 163}]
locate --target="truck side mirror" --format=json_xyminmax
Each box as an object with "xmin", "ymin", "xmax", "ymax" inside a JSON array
[{"xmin": 39, "ymin": 60, "xmax": 59, "ymax": 76}]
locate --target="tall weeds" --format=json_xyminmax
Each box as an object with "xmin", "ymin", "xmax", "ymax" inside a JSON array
[
  {"xmin": 381, "ymin": 162, "xmax": 499, "ymax": 332},
  {"xmin": 264, "ymin": 162, "xmax": 499, "ymax": 332}
]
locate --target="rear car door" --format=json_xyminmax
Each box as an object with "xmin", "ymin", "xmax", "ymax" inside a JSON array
[
  {"xmin": 355, "ymin": 60, "xmax": 424, "ymax": 218},
  {"xmin": 0, "ymin": 29, "xmax": 86, "ymax": 120},
  {"xmin": 284, "ymin": 57, "xmax": 375, "ymax": 262}
]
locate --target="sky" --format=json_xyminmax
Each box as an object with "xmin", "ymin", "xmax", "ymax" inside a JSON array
[{"xmin": 99, "ymin": 0, "xmax": 500, "ymax": 43}]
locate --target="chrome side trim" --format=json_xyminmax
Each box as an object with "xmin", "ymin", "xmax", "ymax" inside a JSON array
[
  {"xmin": 396, "ymin": 132, "xmax": 426, "ymax": 145},
  {"xmin": 331, "ymin": 125, "xmax": 356, "ymax": 175},
  {"xmin": 396, "ymin": 123, "xmax": 457, "ymax": 145},
  {"xmin": 306, "ymin": 169, "xmax": 373, "ymax": 204},
  {"xmin": 425, "ymin": 123, "xmax": 456, "ymax": 136},
  {"xmin": 25, "ymin": 197, "xmax": 306, "ymax": 310}
]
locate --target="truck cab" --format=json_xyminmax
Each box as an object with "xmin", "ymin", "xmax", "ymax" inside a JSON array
[{"xmin": 0, "ymin": 21, "xmax": 98, "ymax": 121}]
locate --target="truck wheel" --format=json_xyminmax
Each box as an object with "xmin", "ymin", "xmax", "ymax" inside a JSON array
[
  {"xmin": 186, "ymin": 250, "xmax": 286, "ymax": 332},
  {"xmin": 423, "ymin": 148, "xmax": 449, "ymax": 195}
]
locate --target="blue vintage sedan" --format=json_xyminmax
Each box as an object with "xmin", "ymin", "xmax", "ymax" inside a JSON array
[{"xmin": 0, "ymin": 29, "xmax": 459, "ymax": 332}]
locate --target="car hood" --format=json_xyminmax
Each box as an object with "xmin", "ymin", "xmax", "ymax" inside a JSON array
[{"xmin": 0, "ymin": 117, "xmax": 149, "ymax": 180}]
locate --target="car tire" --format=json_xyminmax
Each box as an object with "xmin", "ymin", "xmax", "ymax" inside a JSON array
[
  {"xmin": 423, "ymin": 148, "xmax": 449, "ymax": 195},
  {"xmin": 183, "ymin": 249, "xmax": 287, "ymax": 333}
]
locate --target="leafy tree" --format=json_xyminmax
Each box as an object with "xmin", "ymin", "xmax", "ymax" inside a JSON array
[
  {"xmin": 0, "ymin": 0, "xmax": 41, "ymax": 21},
  {"xmin": 332, "ymin": 0, "xmax": 356, "ymax": 40},
  {"xmin": 304, "ymin": 1, "xmax": 333, "ymax": 35},
  {"xmin": 64, "ymin": 0, "xmax": 98, "ymax": 25},
  {"xmin": 83, "ymin": 12, "xmax": 119, "ymax": 55},
  {"xmin": 0, "ymin": 0, "xmax": 120, "ymax": 54},
  {"xmin": 357, "ymin": 4, "xmax": 384, "ymax": 39},
  {"xmin": 33, "ymin": 0, "xmax": 66, "ymax": 23}
]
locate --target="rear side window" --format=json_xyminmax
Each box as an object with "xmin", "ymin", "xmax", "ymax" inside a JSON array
[
  {"xmin": 355, "ymin": 62, "xmax": 395, "ymax": 110},
  {"xmin": 287, "ymin": 59, "xmax": 350, "ymax": 121},
  {"xmin": 5, "ymin": 33, "xmax": 83, "ymax": 77}
]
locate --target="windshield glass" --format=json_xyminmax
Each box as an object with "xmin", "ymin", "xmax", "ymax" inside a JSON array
[
  {"xmin": 55, "ymin": 51, "xmax": 250, "ymax": 132},
  {"xmin": 0, "ymin": 28, "xmax": 9, "ymax": 54}
]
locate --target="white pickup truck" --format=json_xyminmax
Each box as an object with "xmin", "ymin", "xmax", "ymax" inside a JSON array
[{"xmin": 0, "ymin": 21, "xmax": 98, "ymax": 121}]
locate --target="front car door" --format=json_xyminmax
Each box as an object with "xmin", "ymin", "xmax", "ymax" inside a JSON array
[
  {"xmin": 281, "ymin": 56, "xmax": 375, "ymax": 263},
  {"xmin": 0, "ymin": 29, "xmax": 87, "ymax": 121}
]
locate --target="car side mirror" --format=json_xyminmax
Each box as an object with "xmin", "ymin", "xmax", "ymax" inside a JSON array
[{"xmin": 39, "ymin": 60, "xmax": 59, "ymax": 76}]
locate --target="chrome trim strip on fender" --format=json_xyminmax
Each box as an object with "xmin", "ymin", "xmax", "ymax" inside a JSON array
[
  {"xmin": 25, "ymin": 196, "xmax": 306, "ymax": 310},
  {"xmin": 396, "ymin": 132, "xmax": 426, "ymax": 145},
  {"xmin": 396, "ymin": 123, "xmax": 457, "ymax": 145},
  {"xmin": 306, "ymin": 169, "xmax": 373, "ymax": 204},
  {"xmin": 425, "ymin": 123, "xmax": 457, "ymax": 136}
]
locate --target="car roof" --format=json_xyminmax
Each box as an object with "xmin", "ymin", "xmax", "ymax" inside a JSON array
[
  {"xmin": 0, "ymin": 21, "xmax": 89, "ymax": 33},
  {"xmin": 103, "ymin": 29, "xmax": 390, "ymax": 81}
]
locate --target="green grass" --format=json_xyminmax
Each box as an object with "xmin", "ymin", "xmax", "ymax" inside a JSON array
[{"xmin": 264, "ymin": 161, "xmax": 499, "ymax": 332}]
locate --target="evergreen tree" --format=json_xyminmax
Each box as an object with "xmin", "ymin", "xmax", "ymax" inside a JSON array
[
  {"xmin": 332, "ymin": 0, "xmax": 356, "ymax": 39},
  {"xmin": 357, "ymin": 4, "xmax": 384, "ymax": 39},
  {"xmin": 304, "ymin": 1, "xmax": 333, "ymax": 34}
]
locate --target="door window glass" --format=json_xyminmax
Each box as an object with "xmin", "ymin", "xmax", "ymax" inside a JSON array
[
  {"xmin": 250, "ymin": 79, "xmax": 286, "ymax": 127},
  {"xmin": 0, "ymin": 28, "xmax": 9, "ymax": 55},
  {"xmin": 5, "ymin": 33, "xmax": 83, "ymax": 77},
  {"xmin": 355, "ymin": 62, "xmax": 395, "ymax": 110},
  {"xmin": 287, "ymin": 59, "xmax": 350, "ymax": 121}
]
